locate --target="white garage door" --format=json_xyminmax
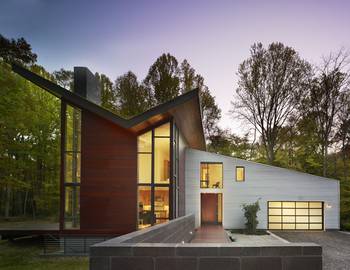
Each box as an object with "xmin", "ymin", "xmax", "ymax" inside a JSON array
[{"xmin": 268, "ymin": 201, "xmax": 323, "ymax": 230}]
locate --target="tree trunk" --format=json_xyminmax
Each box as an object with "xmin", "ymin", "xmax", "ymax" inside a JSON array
[
  {"xmin": 4, "ymin": 186, "xmax": 11, "ymax": 219},
  {"xmin": 343, "ymin": 152, "xmax": 348, "ymax": 181},
  {"xmin": 266, "ymin": 144, "xmax": 275, "ymax": 165},
  {"xmin": 23, "ymin": 190, "xmax": 28, "ymax": 216},
  {"xmin": 323, "ymin": 143, "xmax": 328, "ymax": 177}
]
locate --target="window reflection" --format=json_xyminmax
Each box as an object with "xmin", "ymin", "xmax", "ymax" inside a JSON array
[{"xmin": 64, "ymin": 104, "xmax": 81, "ymax": 229}]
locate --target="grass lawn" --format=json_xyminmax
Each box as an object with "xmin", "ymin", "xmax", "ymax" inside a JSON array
[{"xmin": 0, "ymin": 237, "xmax": 88, "ymax": 270}]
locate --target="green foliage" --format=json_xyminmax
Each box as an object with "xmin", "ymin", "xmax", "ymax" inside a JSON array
[
  {"xmin": 53, "ymin": 68, "xmax": 73, "ymax": 90},
  {"xmin": 233, "ymin": 42, "xmax": 312, "ymax": 165},
  {"xmin": 0, "ymin": 238, "xmax": 88, "ymax": 270},
  {"xmin": 0, "ymin": 61, "xmax": 60, "ymax": 220},
  {"xmin": 208, "ymin": 129, "xmax": 253, "ymax": 159},
  {"xmin": 95, "ymin": 73, "xmax": 117, "ymax": 114},
  {"xmin": 144, "ymin": 53, "xmax": 180, "ymax": 104},
  {"xmin": 114, "ymin": 71, "xmax": 152, "ymax": 118},
  {"xmin": 0, "ymin": 34, "xmax": 37, "ymax": 65},
  {"xmin": 241, "ymin": 200, "xmax": 260, "ymax": 235}
]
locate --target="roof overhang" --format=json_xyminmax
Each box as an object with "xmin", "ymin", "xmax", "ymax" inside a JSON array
[{"xmin": 12, "ymin": 64, "xmax": 206, "ymax": 150}]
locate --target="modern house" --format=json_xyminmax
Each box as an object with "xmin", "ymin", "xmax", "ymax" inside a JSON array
[{"xmin": 4, "ymin": 64, "xmax": 339, "ymax": 242}]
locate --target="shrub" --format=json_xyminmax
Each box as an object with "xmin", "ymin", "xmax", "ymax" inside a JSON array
[
  {"xmin": 342, "ymin": 222, "xmax": 350, "ymax": 231},
  {"xmin": 242, "ymin": 200, "xmax": 260, "ymax": 234}
]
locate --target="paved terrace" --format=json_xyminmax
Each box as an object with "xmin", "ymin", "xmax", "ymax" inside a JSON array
[{"xmin": 191, "ymin": 225, "xmax": 231, "ymax": 243}]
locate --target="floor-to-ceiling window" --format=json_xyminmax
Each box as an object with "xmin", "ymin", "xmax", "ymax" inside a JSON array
[
  {"xmin": 63, "ymin": 103, "xmax": 81, "ymax": 229},
  {"xmin": 137, "ymin": 122, "xmax": 174, "ymax": 229}
]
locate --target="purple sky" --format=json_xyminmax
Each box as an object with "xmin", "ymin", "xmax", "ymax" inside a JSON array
[{"xmin": 1, "ymin": 0, "xmax": 350, "ymax": 135}]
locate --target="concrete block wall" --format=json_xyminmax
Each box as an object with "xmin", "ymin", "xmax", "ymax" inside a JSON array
[
  {"xmin": 90, "ymin": 214, "xmax": 322, "ymax": 270},
  {"xmin": 90, "ymin": 242, "xmax": 322, "ymax": 270}
]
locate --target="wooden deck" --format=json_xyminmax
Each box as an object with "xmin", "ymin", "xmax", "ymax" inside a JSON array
[
  {"xmin": 0, "ymin": 221, "xmax": 59, "ymax": 234},
  {"xmin": 191, "ymin": 225, "xmax": 231, "ymax": 243}
]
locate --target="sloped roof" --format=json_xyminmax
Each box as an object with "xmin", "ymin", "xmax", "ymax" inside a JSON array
[{"xmin": 12, "ymin": 64, "xmax": 206, "ymax": 150}]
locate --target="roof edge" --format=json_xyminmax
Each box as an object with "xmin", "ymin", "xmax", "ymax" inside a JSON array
[{"xmin": 11, "ymin": 64, "xmax": 206, "ymax": 148}]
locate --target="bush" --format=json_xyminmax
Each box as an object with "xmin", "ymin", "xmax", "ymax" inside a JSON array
[
  {"xmin": 341, "ymin": 222, "xmax": 350, "ymax": 231},
  {"xmin": 242, "ymin": 200, "xmax": 260, "ymax": 234}
]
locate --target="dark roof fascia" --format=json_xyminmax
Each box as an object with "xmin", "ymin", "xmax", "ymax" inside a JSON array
[
  {"xmin": 12, "ymin": 64, "xmax": 206, "ymax": 147},
  {"xmin": 12, "ymin": 63, "xmax": 129, "ymax": 127},
  {"xmin": 196, "ymin": 91, "xmax": 206, "ymax": 151},
  {"xmin": 127, "ymin": 89, "xmax": 200, "ymax": 126}
]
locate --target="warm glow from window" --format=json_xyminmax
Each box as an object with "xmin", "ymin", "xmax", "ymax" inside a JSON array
[
  {"xmin": 154, "ymin": 122, "xmax": 170, "ymax": 136},
  {"xmin": 236, "ymin": 167, "xmax": 245, "ymax": 182},
  {"xmin": 138, "ymin": 131, "xmax": 152, "ymax": 152},
  {"xmin": 138, "ymin": 154, "xmax": 151, "ymax": 184},
  {"xmin": 200, "ymin": 163, "xmax": 223, "ymax": 188},
  {"xmin": 137, "ymin": 121, "xmax": 172, "ymax": 228},
  {"xmin": 138, "ymin": 186, "xmax": 152, "ymax": 228},
  {"xmin": 154, "ymin": 138, "xmax": 170, "ymax": 184},
  {"xmin": 268, "ymin": 201, "xmax": 323, "ymax": 230}
]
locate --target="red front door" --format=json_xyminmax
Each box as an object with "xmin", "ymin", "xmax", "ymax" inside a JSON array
[{"xmin": 201, "ymin": 193, "xmax": 219, "ymax": 224}]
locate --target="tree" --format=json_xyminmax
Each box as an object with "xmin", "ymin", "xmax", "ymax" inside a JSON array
[
  {"xmin": 207, "ymin": 128, "xmax": 252, "ymax": 159},
  {"xmin": 0, "ymin": 61, "xmax": 60, "ymax": 219},
  {"xmin": 0, "ymin": 34, "xmax": 37, "ymax": 65},
  {"xmin": 179, "ymin": 60, "xmax": 222, "ymax": 143},
  {"xmin": 144, "ymin": 53, "xmax": 180, "ymax": 104},
  {"xmin": 95, "ymin": 73, "xmax": 117, "ymax": 113},
  {"xmin": 115, "ymin": 71, "xmax": 151, "ymax": 118},
  {"xmin": 308, "ymin": 50, "xmax": 350, "ymax": 176},
  {"xmin": 242, "ymin": 200, "xmax": 260, "ymax": 235},
  {"xmin": 335, "ymin": 93, "xmax": 350, "ymax": 181},
  {"xmin": 180, "ymin": 59, "xmax": 196, "ymax": 93},
  {"xmin": 53, "ymin": 68, "xmax": 74, "ymax": 90},
  {"xmin": 232, "ymin": 42, "xmax": 312, "ymax": 164}
]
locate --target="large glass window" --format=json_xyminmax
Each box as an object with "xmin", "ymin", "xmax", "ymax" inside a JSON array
[
  {"xmin": 200, "ymin": 163, "xmax": 223, "ymax": 188},
  {"xmin": 138, "ymin": 186, "xmax": 152, "ymax": 228},
  {"xmin": 154, "ymin": 137, "xmax": 170, "ymax": 184},
  {"xmin": 63, "ymin": 104, "xmax": 81, "ymax": 229},
  {"xmin": 154, "ymin": 187, "xmax": 169, "ymax": 224},
  {"xmin": 137, "ymin": 122, "xmax": 173, "ymax": 229}
]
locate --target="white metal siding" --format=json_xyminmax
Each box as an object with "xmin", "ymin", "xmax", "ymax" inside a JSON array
[{"xmin": 185, "ymin": 148, "xmax": 340, "ymax": 230}]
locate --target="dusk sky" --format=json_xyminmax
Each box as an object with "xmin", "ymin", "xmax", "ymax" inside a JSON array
[{"xmin": 1, "ymin": 0, "xmax": 350, "ymax": 135}]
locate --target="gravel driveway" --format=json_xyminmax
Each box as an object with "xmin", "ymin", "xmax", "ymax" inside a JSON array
[{"xmin": 274, "ymin": 231, "xmax": 350, "ymax": 270}]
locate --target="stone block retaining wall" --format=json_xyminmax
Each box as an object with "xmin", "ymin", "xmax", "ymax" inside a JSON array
[{"xmin": 90, "ymin": 214, "xmax": 322, "ymax": 270}]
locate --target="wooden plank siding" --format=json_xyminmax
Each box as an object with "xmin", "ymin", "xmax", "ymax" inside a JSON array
[{"xmin": 78, "ymin": 110, "xmax": 137, "ymax": 235}]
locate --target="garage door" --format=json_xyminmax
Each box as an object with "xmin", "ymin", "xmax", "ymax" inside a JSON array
[{"xmin": 268, "ymin": 201, "xmax": 323, "ymax": 230}]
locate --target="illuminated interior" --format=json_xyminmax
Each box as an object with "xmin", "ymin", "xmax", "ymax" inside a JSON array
[
  {"xmin": 236, "ymin": 166, "xmax": 245, "ymax": 182},
  {"xmin": 268, "ymin": 201, "xmax": 323, "ymax": 230},
  {"xmin": 64, "ymin": 104, "xmax": 81, "ymax": 229},
  {"xmin": 137, "ymin": 122, "xmax": 171, "ymax": 229},
  {"xmin": 200, "ymin": 163, "xmax": 223, "ymax": 188},
  {"xmin": 138, "ymin": 186, "xmax": 152, "ymax": 228}
]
